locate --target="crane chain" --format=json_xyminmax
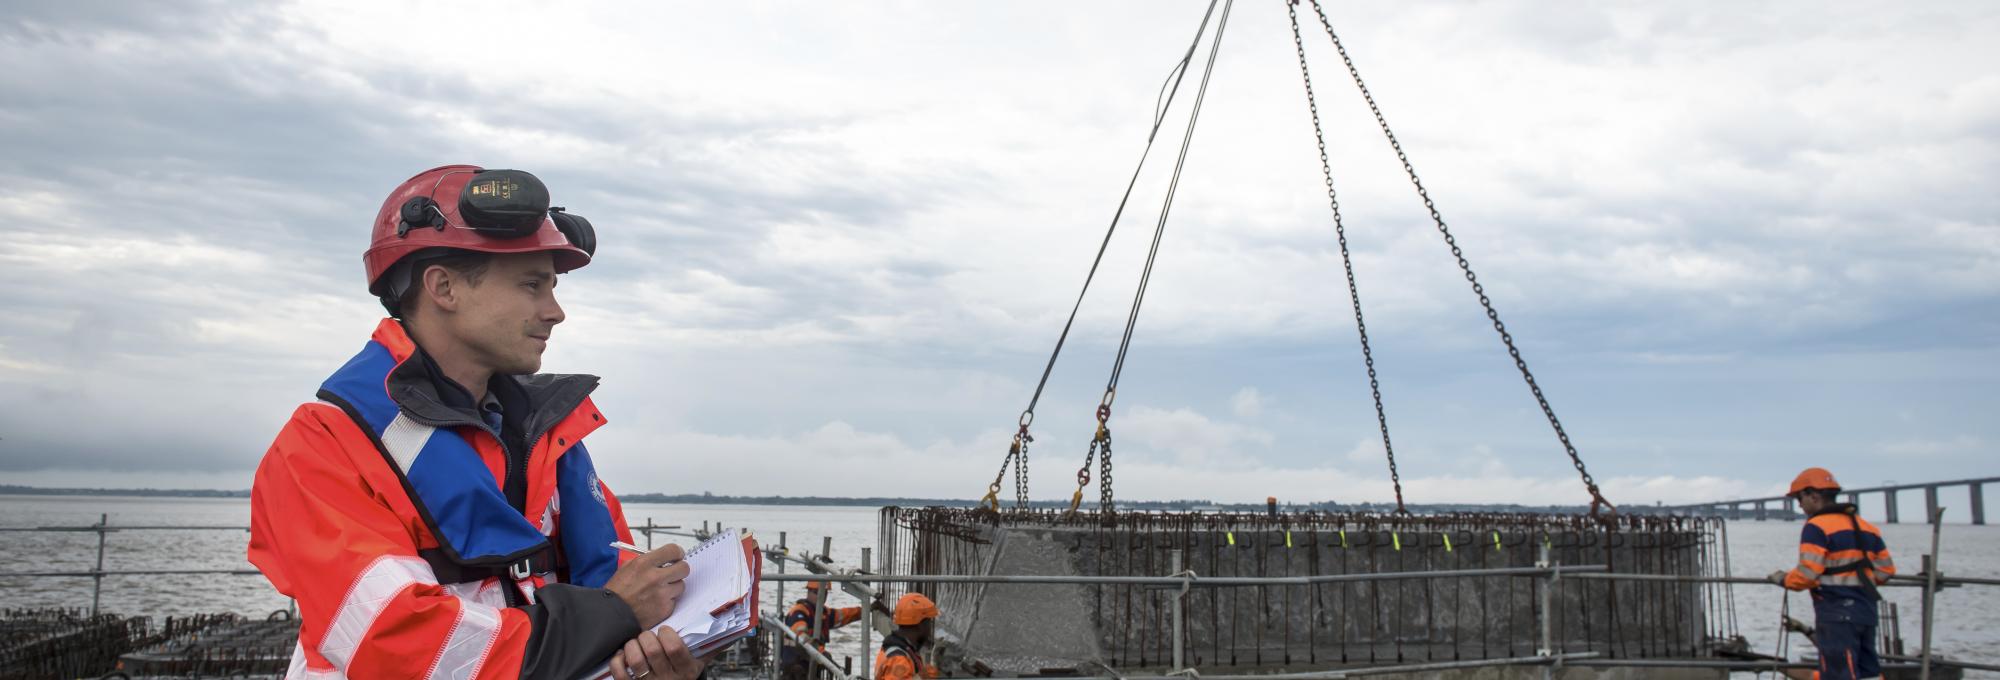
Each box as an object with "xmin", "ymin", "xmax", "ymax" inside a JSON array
[
  {"xmin": 1097, "ymin": 405, "xmax": 1115, "ymax": 515},
  {"xmin": 983, "ymin": 442, "xmax": 1015, "ymax": 512},
  {"xmin": 1286, "ymin": 0, "xmax": 1406, "ymax": 514},
  {"xmin": 984, "ymin": 0, "xmax": 1228, "ymax": 509},
  {"xmin": 1013, "ymin": 426, "xmax": 1032, "ymax": 509},
  {"xmin": 1305, "ymin": 0, "xmax": 1612, "ymax": 515},
  {"xmin": 1068, "ymin": 440, "xmax": 1097, "ymax": 517}
]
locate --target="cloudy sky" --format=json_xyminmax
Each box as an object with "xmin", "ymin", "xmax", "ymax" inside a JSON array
[{"xmin": 1, "ymin": 1, "xmax": 1994, "ymax": 514}]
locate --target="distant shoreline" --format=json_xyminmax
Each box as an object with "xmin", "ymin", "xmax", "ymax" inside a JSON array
[{"xmin": 0, "ymin": 484, "xmax": 1631, "ymax": 514}]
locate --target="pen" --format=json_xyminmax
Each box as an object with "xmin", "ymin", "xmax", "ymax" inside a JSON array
[{"xmin": 610, "ymin": 541, "xmax": 684, "ymax": 567}]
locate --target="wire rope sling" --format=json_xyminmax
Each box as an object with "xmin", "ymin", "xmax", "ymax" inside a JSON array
[{"xmin": 980, "ymin": 0, "xmax": 1614, "ymax": 519}]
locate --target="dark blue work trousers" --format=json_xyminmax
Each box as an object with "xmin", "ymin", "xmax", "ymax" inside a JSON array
[{"xmin": 1814, "ymin": 597, "xmax": 1881, "ymax": 680}]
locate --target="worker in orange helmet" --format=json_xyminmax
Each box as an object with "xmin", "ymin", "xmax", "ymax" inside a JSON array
[
  {"xmin": 779, "ymin": 581, "xmax": 873, "ymax": 680},
  {"xmin": 874, "ymin": 593, "xmax": 944, "ymax": 680},
  {"xmin": 1766, "ymin": 467, "xmax": 1896, "ymax": 680},
  {"xmin": 248, "ymin": 166, "xmax": 702, "ymax": 680}
]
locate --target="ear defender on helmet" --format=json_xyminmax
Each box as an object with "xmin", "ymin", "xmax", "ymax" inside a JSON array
[
  {"xmin": 396, "ymin": 197, "xmax": 447, "ymax": 237},
  {"xmin": 457, "ymin": 169, "xmax": 552, "ymax": 239},
  {"xmin": 548, "ymin": 208, "xmax": 597, "ymax": 256}
]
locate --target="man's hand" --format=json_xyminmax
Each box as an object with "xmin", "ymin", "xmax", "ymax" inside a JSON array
[
  {"xmin": 608, "ymin": 629, "xmax": 705, "ymax": 680},
  {"xmin": 606, "ymin": 544, "xmax": 691, "ymax": 629},
  {"xmin": 1766, "ymin": 569, "xmax": 1789, "ymax": 585}
]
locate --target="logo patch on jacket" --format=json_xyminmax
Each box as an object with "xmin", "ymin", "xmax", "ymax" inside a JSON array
[{"xmin": 589, "ymin": 470, "xmax": 606, "ymax": 506}]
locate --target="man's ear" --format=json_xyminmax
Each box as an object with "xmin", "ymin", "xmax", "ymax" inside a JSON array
[{"xmin": 421, "ymin": 264, "xmax": 461, "ymax": 313}]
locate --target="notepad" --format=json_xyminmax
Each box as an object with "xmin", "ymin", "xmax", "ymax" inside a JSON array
[{"xmin": 587, "ymin": 529, "xmax": 762, "ymax": 678}]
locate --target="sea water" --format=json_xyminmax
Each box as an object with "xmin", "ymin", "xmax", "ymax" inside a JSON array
[{"xmin": 2, "ymin": 495, "xmax": 1995, "ymax": 671}]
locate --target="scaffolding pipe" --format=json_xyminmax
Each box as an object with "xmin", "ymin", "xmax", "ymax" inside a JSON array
[
  {"xmin": 1563, "ymin": 572, "xmax": 1991, "ymax": 588},
  {"xmin": 1920, "ymin": 505, "xmax": 1945, "ymax": 680},
  {"xmin": 773, "ymin": 531, "xmax": 788, "ymax": 680},
  {"xmin": 1535, "ymin": 542, "xmax": 1552, "ymax": 658},
  {"xmin": 1170, "ymin": 549, "xmax": 1185, "ymax": 672},
  {"xmin": 762, "ymin": 564, "xmax": 1607, "ymax": 587},
  {"xmin": 0, "ymin": 522, "xmax": 677, "ymax": 533},
  {"xmin": 812, "ymin": 536, "xmax": 831, "ymax": 680},
  {"xmin": 1567, "ymin": 658, "xmax": 1985, "ymax": 672},
  {"xmin": 10, "ymin": 569, "xmax": 267, "ymax": 577},
  {"xmin": 9, "ymin": 566, "xmax": 1996, "ymax": 588},
  {"xmin": 859, "ymin": 547, "xmax": 873, "ymax": 679},
  {"xmin": 1002, "ymin": 652, "xmax": 1602, "ymax": 680},
  {"xmin": 90, "ymin": 513, "xmax": 106, "ymax": 616},
  {"xmin": 0, "ymin": 525, "xmax": 250, "ymax": 532}
]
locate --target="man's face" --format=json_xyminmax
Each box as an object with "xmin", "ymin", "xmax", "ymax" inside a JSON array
[
  {"xmin": 1797, "ymin": 491, "xmax": 1830, "ymax": 514},
  {"xmin": 444, "ymin": 252, "xmax": 565, "ymax": 376}
]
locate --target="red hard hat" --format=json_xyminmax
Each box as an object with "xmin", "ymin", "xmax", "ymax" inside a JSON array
[
  {"xmin": 365, "ymin": 164, "xmax": 592, "ymax": 298},
  {"xmin": 1788, "ymin": 467, "xmax": 1840, "ymax": 496}
]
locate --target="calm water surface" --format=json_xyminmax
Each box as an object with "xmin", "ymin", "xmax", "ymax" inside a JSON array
[{"xmin": 2, "ymin": 496, "xmax": 1995, "ymax": 671}]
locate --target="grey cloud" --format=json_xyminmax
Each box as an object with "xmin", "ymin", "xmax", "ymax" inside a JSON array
[{"xmin": 0, "ymin": 1, "xmax": 1994, "ymax": 499}]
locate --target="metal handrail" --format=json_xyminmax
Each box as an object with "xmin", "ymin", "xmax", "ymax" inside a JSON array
[
  {"xmin": 0, "ymin": 519, "xmax": 675, "ymax": 615},
  {"xmin": 6, "ymin": 519, "xmax": 1994, "ymax": 675}
]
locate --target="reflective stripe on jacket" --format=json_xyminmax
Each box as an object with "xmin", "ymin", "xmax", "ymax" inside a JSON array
[
  {"xmin": 1783, "ymin": 505, "xmax": 1896, "ymax": 602},
  {"xmin": 250, "ymin": 319, "xmax": 639, "ymax": 680}
]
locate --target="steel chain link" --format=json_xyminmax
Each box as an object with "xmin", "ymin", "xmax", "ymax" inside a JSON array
[
  {"xmin": 1306, "ymin": 0, "xmax": 1611, "ymax": 514},
  {"xmin": 1068, "ymin": 439, "xmax": 1098, "ymax": 517},
  {"xmin": 1287, "ymin": 0, "xmax": 1406, "ymax": 514},
  {"xmin": 984, "ymin": 441, "xmax": 1017, "ymax": 512},
  {"xmin": 1013, "ymin": 428, "xmax": 1032, "ymax": 509},
  {"xmin": 1098, "ymin": 428, "xmax": 1115, "ymax": 515}
]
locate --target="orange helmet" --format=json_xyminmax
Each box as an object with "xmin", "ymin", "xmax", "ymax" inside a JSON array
[
  {"xmin": 1788, "ymin": 467, "xmax": 1840, "ymax": 496},
  {"xmin": 893, "ymin": 593, "xmax": 939, "ymax": 626},
  {"xmin": 365, "ymin": 165, "xmax": 594, "ymax": 300}
]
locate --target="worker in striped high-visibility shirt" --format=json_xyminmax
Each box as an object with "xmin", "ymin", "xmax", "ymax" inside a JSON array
[{"xmin": 1768, "ymin": 467, "xmax": 1896, "ymax": 680}]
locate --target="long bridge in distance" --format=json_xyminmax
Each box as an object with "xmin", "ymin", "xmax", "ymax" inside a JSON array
[{"xmin": 1660, "ymin": 476, "xmax": 1995, "ymax": 524}]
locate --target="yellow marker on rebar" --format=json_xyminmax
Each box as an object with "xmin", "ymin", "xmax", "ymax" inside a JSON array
[
  {"xmin": 1226, "ymin": 531, "xmax": 1236, "ymax": 546},
  {"xmin": 1442, "ymin": 533, "xmax": 1453, "ymax": 552},
  {"xmin": 1339, "ymin": 530, "xmax": 1348, "ymax": 548},
  {"xmin": 1392, "ymin": 532, "xmax": 1402, "ymax": 551},
  {"xmin": 1286, "ymin": 531, "xmax": 1294, "ymax": 548},
  {"xmin": 1493, "ymin": 531, "xmax": 1502, "ymax": 551}
]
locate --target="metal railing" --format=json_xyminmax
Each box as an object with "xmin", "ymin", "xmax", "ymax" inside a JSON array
[
  {"xmin": 4, "ymin": 515, "xmax": 1993, "ymax": 678},
  {"xmin": 0, "ymin": 516, "xmax": 686, "ymax": 616},
  {"xmin": 763, "ymin": 555, "xmax": 1992, "ymax": 678}
]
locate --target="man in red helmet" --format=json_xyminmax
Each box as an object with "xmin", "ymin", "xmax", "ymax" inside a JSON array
[
  {"xmin": 249, "ymin": 166, "xmax": 699, "ymax": 680},
  {"xmin": 1767, "ymin": 467, "xmax": 1896, "ymax": 680}
]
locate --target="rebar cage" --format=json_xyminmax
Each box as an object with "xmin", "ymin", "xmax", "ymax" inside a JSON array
[{"xmin": 877, "ymin": 507, "xmax": 1738, "ymax": 673}]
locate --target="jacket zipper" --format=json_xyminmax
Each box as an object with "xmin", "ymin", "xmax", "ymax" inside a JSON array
[{"xmin": 498, "ymin": 430, "xmax": 544, "ymax": 608}]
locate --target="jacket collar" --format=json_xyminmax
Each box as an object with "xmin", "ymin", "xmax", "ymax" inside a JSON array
[
  {"xmin": 881, "ymin": 630, "xmax": 923, "ymax": 654},
  {"xmin": 369, "ymin": 318, "xmax": 600, "ymax": 443}
]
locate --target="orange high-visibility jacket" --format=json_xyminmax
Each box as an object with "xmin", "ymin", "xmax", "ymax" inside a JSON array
[
  {"xmin": 1783, "ymin": 507, "xmax": 1895, "ymax": 599},
  {"xmin": 874, "ymin": 633, "xmax": 939, "ymax": 680},
  {"xmin": 249, "ymin": 319, "xmax": 640, "ymax": 680}
]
